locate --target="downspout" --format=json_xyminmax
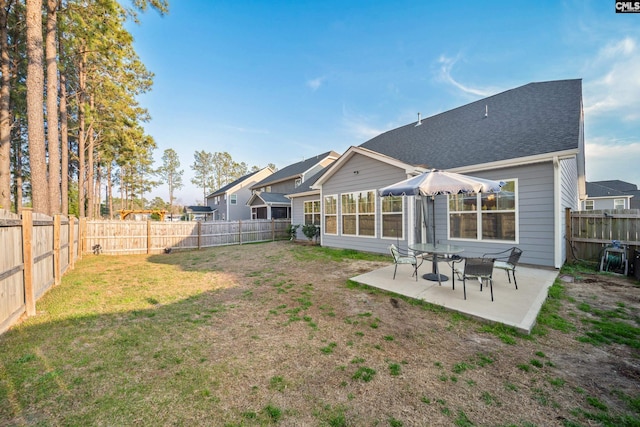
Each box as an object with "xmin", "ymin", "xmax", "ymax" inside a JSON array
[
  {"xmin": 553, "ymin": 156, "xmax": 562, "ymax": 269},
  {"xmin": 319, "ymin": 190, "xmax": 323, "ymax": 246}
]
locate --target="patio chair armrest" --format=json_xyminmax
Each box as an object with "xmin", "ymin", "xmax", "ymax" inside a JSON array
[{"xmin": 482, "ymin": 250, "xmax": 510, "ymax": 260}]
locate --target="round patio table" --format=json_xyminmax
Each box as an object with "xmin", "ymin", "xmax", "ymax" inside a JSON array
[{"xmin": 408, "ymin": 243, "xmax": 465, "ymax": 283}]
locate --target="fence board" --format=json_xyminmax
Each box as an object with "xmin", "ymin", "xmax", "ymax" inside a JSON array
[
  {"xmin": 82, "ymin": 219, "xmax": 290, "ymax": 255},
  {"xmin": 1, "ymin": 211, "xmax": 80, "ymax": 334},
  {"xmin": 2, "ymin": 217, "xmax": 288, "ymax": 334},
  {"xmin": 569, "ymin": 209, "xmax": 640, "ymax": 263},
  {"xmin": 0, "ymin": 210, "xmax": 25, "ymax": 333}
]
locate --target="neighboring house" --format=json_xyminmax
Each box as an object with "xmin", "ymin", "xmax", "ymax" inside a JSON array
[
  {"xmin": 206, "ymin": 167, "xmax": 274, "ymax": 221},
  {"xmin": 247, "ymin": 151, "xmax": 339, "ymax": 220},
  {"xmin": 584, "ymin": 180, "xmax": 638, "ymax": 210},
  {"xmin": 183, "ymin": 205, "xmax": 213, "ymax": 221},
  {"xmin": 306, "ymin": 79, "xmax": 586, "ymax": 269}
]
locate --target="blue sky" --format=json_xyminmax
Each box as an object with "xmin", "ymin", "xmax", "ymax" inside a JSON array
[{"xmin": 128, "ymin": 1, "xmax": 640, "ymax": 205}]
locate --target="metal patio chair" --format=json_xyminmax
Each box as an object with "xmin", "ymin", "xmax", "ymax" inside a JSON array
[
  {"xmin": 389, "ymin": 244, "xmax": 423, "ymax": 281},
  {"xmin": 483, "ymin": 247, "xmax": 523, "ymax": 289},
  {"xmin": 462, "ymin": 257, "xmax": 496, "ymax": 301}
]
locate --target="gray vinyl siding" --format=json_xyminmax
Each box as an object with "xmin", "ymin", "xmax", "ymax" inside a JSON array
[
  {"xmin": 559, "ymin": 157, "xmax": 579, "ymax": 266},
  {"xmin": 228, "ymin": 187, "xmax": 253, "ymax": 220},
  {"xmin": 320, "ymin": 153, "xmax": 412, "ymax": 254},
  {"xmin": 291, "ymin": 194, "xmax": 319, "ymax": 241},
  {"xmin": 321, "ymin": 155, "xmax": 559, "ymax": 267},
  {"xmin": 268, "ymin": 180, "xmax": 296, "ymax": 194},
  {"xmin": 438, "ymin": 162, "xmax": 556, "ymax": 267}
]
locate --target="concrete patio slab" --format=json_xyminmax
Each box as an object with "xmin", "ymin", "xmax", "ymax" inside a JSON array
[{"xmin": 350, "ymin": 260, "xmax": 558, "ymax": 334}]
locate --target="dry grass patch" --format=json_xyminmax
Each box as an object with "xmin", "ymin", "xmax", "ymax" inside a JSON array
[{"xmin": 0, "ymin": 242, "xmax": 639, "ymax": 426}]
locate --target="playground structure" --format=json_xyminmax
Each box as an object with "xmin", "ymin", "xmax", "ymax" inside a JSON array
[{"xmin": 118, "ymin": 209, "xmax": 167, "ymax": 221}]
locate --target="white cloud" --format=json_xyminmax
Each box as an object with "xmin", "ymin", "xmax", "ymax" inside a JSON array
[
  {"xmin": 585, "ymin": 139, "xmax": 640, "ymax": 186},
  {"xmin": 307, "ymin": 76, "xmax": 326, "ymax": 91},
  {"xmin": 341, "ymin": 104, "xmax": 386, "ymax": 143},
  {"xmin": 583, "ymin": 37, "xmax": 640, "ymax": 121},
  {"xmin": 436, "ymin": 55, "xmax": 496, "ymax": 97}
]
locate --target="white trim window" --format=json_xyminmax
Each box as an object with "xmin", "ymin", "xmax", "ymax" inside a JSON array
[
  {"xmin": 304, "ymin": 200, "xmax": 321, "ymax": 225},
  {"xmin": 323, "ymin": 195, "xmax": 338, "ymax": 235},
  {"xmin": 381, "ymin": 196, "xmax": 404, "ymax": 239},
  {"xmin": 584, "ymin": 200, "xmax": 594, "ymax": 211},
  {"xmin": 614, "ymin": 199, "xmax": 625, "ymax": 210},
  {"xmin": 449, "ymin": 179, "xmax": 517, "ymax": 242},
  {"xmin": 230, "ymin": 194, "xmax": 237, "ymax": 205},
  {"xmin": 341, "ymin": 190, "xmax": 376, "ymax": 237}
]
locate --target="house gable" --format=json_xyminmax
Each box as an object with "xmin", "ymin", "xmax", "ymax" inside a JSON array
[
  {"xmin": 251, "ymin": 151, "xmax": 340, "ymax": 191},
  {"xmin": 205, "ymin": 167, "xmax": 273, "ymax": 221}
]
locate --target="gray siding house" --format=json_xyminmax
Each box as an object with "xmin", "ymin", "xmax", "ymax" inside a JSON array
[
  {"xmin": 247, "ymin": 151, "xmax": 339, "ymax": 220},
  {"xmin": 583, "ymin": 181, "xmax": 637, "ymax": 210},
  {"xmin": 206, "ymin": 167, "xmax": 273, "ymax": 221},
  {"xmin": 308, "ymin": 79, "xmax": 586, "ymax": 268}
]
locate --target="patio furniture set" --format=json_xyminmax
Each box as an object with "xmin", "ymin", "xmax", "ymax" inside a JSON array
[{"xmin": 389, "ymin": 244, "xmax": 523, "ymax": 302}]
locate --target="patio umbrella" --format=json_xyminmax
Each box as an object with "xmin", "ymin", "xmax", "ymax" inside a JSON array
[{"xmin": 378, "ymin": 169, "xmax": 504, "ymax": 245}]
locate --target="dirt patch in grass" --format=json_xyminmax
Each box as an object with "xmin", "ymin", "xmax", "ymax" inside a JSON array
[{"xmin": 1, "ymin": 241, "xmax": 639, "ymax": 426}]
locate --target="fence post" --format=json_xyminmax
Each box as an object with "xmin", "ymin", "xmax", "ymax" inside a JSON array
[
  {"xmin": 197, "ymin": 221, "xmax": 202, "ymax": 249},
  {"xmin": 54, "ymin": 214, "xmax": 61, "ymax": 286},
  {"xmin": 79, "ymin": 217, "xmax": 86, "ymax": 255},
  {"xmin": 238, "ymin": 220, "xmax": 242, "ymax": 244},
  {"xmin": 147, "ymin": 220, "xmax": 152, "ymax": 254},
  {"xmin": 272, "ymin": 219, "xmax": 275, "ymax": 241},
  {"xmin": 21, "ymin": 208, "xmax": 35, "ymax": 316},
  {"xmin": 68, "ymin": 216, "xmax": 75, "ymax": 270}
]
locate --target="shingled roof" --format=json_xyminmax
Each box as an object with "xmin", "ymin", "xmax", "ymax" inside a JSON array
[
  {"xmin": 207, "ymin": 168, "xmax": 269, "ymax": 198},
  {"xmin": 359, "ymin": 79, "xmax": 583, "ymax": 169},
  {"xmin": 252, "ymin": 151, "xmax": 340, "ymax": 188}
]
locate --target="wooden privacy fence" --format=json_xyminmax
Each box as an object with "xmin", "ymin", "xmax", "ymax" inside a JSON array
[
  {"xmin": 1, "ymin": 215, "xmax": 289, "ymax": 334},
  {"xmin": 0, "ymin": 209, "xmax": 80, "ymax": 335},
  {"xmin": 82, "ymin": 219, "xmax": 291, "ymax": 255},
  {"xmin": 567, "ymin": 209, "xmax": 640, "ymax": 262}
]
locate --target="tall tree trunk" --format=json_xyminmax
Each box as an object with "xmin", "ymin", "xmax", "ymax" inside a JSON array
[
  {"xmin": 59, "ymin": 68, "xmax": 68, "ymax": 215},
  {"xmin": 107, "ymin": 162, "xmax": 113, "ymax": 219},
  {"xmin": 26, "ymin": 0, "xmax": 48, "ymax": 214},
  {"xmin": 77, "ymin": 53, "xmax": 86, "ymax": 217},
  {"xmin": 13, "ymin": 123, "xmax": 22, "ymax": 214},
  {"xmin": 86, "ymin": 105, "xmax": 94, "ymax": 218},
  {"xmin": 0, "ymin": 0, "xmax": 12, "ymax": 210},
  {"xmin": 45, "ymin": 0, "xmax": 60, "ymax": 214},
  {"xmin": 94, "ymin": 161, "xmax": 101, "ymax": 218}
]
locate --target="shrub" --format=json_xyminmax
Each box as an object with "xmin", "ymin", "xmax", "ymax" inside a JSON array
[
  {"xmin": 286, "ymin": 224, "xmax": 300, "ymax": 241},
  {"xmin": 302, "ymin": 224, "xmax": 320, "ymax": 242}
]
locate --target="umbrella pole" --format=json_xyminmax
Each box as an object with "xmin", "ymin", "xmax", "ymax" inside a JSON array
[
  {"xmin": 420, "ymin": 196, "xmax": 429, "ymax": 243},
  {"xmin": 431, "ymin": 196, "xmax": 436, "ymax": 245}
]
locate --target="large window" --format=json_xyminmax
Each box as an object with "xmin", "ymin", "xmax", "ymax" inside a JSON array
[
  {"xmin": 614, "ymin": 199, "xmax": 625, "ymax": 210},
  {"xmin": 449, "ymin": 180, "xmax": 516, "ymax": 242},
  {"xmin": 304, "ymin": 200, "xmax": 321, "ymax": 225},
  {"xmin": 341, "ymin": 191, "xmax": 375, "ymax": 237},
  {"xmin": 324, "ymin": 195, "xmax": 337, "ymax": 234},
  {"xmin": 584, "ymin": 200, "xmax": 594, "ymax": 210},
  {"xmin": 381, "ymin": 196, "xmax": 403, "ymax": 239}
]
